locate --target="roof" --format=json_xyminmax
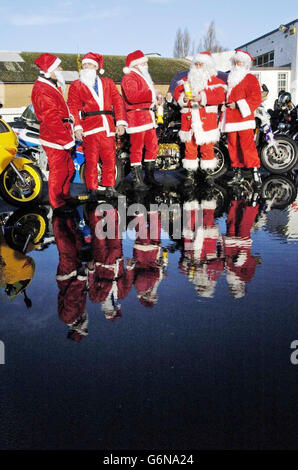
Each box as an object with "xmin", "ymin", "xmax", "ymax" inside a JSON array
[
  {"xmin": 238, "ymin": 18, "xmax": 298, "ymax": 48},
  {"xmin": 0, "ymin": 52, "xmax": 189, "ymax": 84}
]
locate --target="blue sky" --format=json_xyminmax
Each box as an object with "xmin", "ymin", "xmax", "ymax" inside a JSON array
[{"xmin": 0, "ymin": 0, "xmax": 297, "ymax": 57}]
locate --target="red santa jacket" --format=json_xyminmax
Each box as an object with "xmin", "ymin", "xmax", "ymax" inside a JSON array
[
  {"xmin": 68, "ymin": 76, "xmax": 127, "ymax": 137},
  {"xmin": 121, "ymin": 70, "xmax": 156, "ymax": 134},
  {"xmin": 31, "ymin": 77, "xmax": 74, "ymax": 150},
  {"xmin": 174, "ymin": 75, "xmax": 226, "ymax": 145},
  {"xmin": 220, "ymin": 73, "xmax": 261, "ymax": 132}
]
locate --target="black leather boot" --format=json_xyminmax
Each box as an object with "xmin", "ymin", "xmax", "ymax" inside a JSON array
[
  {"xmin": 252, "ymin": 167, "xmax": 262, "ymax": 188},
  {"xmin": 184, "ymin": 169, "xmax": 196, "ymax": 187},
  {"xmin": 131, "ymin": 165, "xmax": 149, "ymax": 191},
  {"xmin": 144, "ymin": 161, "xmax": 162, "ymax": 187},
  {"xmin": 227, "ymin": 167, "xmax": 244, "ymax": 186}
]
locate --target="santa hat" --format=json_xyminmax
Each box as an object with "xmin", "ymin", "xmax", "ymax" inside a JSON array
[
  {"xmin": 192, "ymin": 51, "xmax": 215, "ymax": 67},
  {"xmin": 34, "ymin": 53, "xmax": 61, "ymax": 78},
  {"xmin": 123, "ymin": 50, "xmax": 147, "ymax": 74},
  {"xmin": 232, "ymin": 49, "xmax": 254, "ymax": 65},
  {"xmin": 82, "ymin": 52, "xmax": 104, "ymax": 75}
]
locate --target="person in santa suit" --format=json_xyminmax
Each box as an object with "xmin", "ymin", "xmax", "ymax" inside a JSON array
[
  {"xmin": 68, "ymin": 52, "xmax": 127, "ymax": 200},
  {"xmin": 174, "ymin": 52, "xmax": 226, "ymax": 186},
  {"xmin": 87, "ymin": 207, "xmax": 134, "ymax": 321},
  {"xmin": 132, "ymin": 210, "xmax": 165, "ymax": 308},
  {"xmin": 220, "ymin": 49, "xmax": 262, "ymax": 187},
  {"xmin": 121, "ymin": 50, "xmax": 162, "ymax": 190},
  {"xmin": 53, "ymin": 212, "xmax": 88, "ymax": 342},
  {"xmin": 31, "ymin": 53, "xmax": 76, "ymax": 214},
  {"xmin": 179, "ymin": 196, "xmax": 224, "ymax": 298},
  {"xmin": 224, "ymin": 198, "xmax": 261, "ymax": 298}
]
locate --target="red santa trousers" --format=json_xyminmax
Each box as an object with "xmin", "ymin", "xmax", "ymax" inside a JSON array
[
  {"xmin": 227, "ymin": 129, "xmax": 260, "ymax": 168},
  {"xmin": 129, "ymin": 128, "xmax": 158, "ymax": 165},
  {"xmin": 185, "ymin": 137, "xmax": 215, "ymax": 162},
  {"xmin": 43, "ymin": 146, "xmax": 74, "ymax": 209},
  {"xmin": 82, "ymin": 132, "xmax": 116, "ymax": 189}
]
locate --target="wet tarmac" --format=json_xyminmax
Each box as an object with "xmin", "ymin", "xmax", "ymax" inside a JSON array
[{"xmin": 0, "ymin": 169, "xmax": 298, "ymax": 450}]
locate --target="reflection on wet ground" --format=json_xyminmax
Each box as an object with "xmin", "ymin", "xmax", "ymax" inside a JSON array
[{"xmin": 0, "ymin": 171, "xmax": 298, "ymax": 449}]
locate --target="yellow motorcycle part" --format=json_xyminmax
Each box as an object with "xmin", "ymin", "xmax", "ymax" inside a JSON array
[{"xmin": 1, "ymin": 157, "xmax": 42, "ymax": 204}]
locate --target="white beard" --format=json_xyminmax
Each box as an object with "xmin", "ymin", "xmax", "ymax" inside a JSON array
[
  {"xmin": 80, "ymin": 68, "xmax": 97, "ymax": 88},
  {"xmin": 137, "ymin": 64, "xmax": 156, "ymax": 104},
  {"xmin": 188, "ymin": 64, "xmax": 213, "ymax": 95},
  {"xmin": 227, "ymin": 65, "xmax": 249, "ymax": 96},
  {"xmin": 54, "ymin": 70, "xmax": 66, "ymax": 93}
]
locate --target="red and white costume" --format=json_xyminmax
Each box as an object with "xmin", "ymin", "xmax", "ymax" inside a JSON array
[
  {"xmin": 53, "ymin": 214, "xmax": 88, "ymax": 341},
  {"xmin": 88, "ymin": 208, "xmax": 134, "ymax": 320},
  {"xmin": 132, "ymin": 211, "xmax": 164, "ymax": 308},
  {"xmin": 180, "ymin": 199, "xmax": 224, "ymax": 297},
  {"xmin": 121, "ymin": 50, "xmax": 158, "ymax": 165},
  {"xmin": 68, "ymin": 52, "xmax": 127, "ymax": 189},
  {"xmin": 31, "ymin": 53, "xmax": 75, "ymax": 209},
  {"xmin": 220, "ymin": 50, "xmax": 262, "ymax": 168},
  {"xmin": 174, "ymin": 52, "xmax": 226, "ymax": 171},
  {"xmin": 224, "ymin": 200, "xmax": 260, "ymax": 298}
]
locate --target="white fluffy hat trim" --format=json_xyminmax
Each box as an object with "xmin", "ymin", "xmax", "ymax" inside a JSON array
[{"xmin": 123, "ymin": 56, "xmax": 148, "ymax": 74}]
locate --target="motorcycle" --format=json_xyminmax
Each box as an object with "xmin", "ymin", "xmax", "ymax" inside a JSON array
[
  {"xmin": 268, "ymin": 92, "xmax": 298, "ymax": 143},
  {"xmin": 0, "ymin": 117, "xmax": 43, "ymax": 207}
]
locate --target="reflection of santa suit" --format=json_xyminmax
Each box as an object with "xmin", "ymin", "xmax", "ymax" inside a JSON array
[
  {"xmin": 88, "ymin": 209, "xmax": 134, "ymax": 315},
  {"xmin": 133, "ymin": 211, "xmax": 164, "ymax": 308},
  {"xmin": 68, "ymin": 76, "xmax": 127, "ymax": 188},
  {"xmin": 224, "ymin": 201, "xmax": 259, "ymax": 298},
  {"xmin": 121, "ymin": 70, "xmax": 158, "ymax": 165},
  {"xmin": 31, "ymin": 77, "xmax": 75, "ymax": 209},
  {"xmin": 180, "ymin": 199, "xmax": 224, "ymax": 297},
  {"xmin": 174, "ymin": 75, "xmax": 226, "ymax": 171},
  {"xmin": 220, "ymin": 73, "xmax": 261, "ymax": 168},
  {"xmin": 53, "ymin": 215, "xmax": 88, "ymax": 341}
]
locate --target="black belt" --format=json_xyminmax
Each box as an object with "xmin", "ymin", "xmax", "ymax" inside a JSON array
[
  {"xmin": 81, "ymin": 110, "xmax": 114, "ymax": 120},
  {"xmin": 127, "ymin": 108, "xmax": 151, "ymax": 112},
  {"xmin": 62, "ymin": 118, "xmax": 72, "ymax": 123}
]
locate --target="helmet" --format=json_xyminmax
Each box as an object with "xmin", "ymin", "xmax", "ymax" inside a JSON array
[{"xmin": 278, "ymin": 92, "xmax": 292, "ymax": 106}]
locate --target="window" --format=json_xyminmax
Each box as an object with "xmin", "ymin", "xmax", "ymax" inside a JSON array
[
  {"xmin": 277, "ymin": 73, "xmax": 288, "ymax": 94},
  {"xmin": 253, "ymin": 50, "xmax": 274, "ymax": 67}
]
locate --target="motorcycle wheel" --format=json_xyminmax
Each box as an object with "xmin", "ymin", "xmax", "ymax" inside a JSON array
[
  {"xmin": 79, "ymin": 157, "xmax": 124, "ymax": 188},
  {"xmin": 261, "ymin": 175, "xmax": 297, "ymax": 210},
  {"xmin": 197, "ymin": 143, "xmax": 229, "ymax": 179},
  {"xmin": 4, "ymin": 207, "xmax": 47, "ymax": 252},
  {"xmin": 0, "ymin": 163, "xmax": 43, "ymax": 207},
  {"xmin": 260, "ymin": 135, "xmax": 298, "ymax": 174}
]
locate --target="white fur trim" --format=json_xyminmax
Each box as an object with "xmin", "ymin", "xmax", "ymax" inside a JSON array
[
  {"xmin": 224, "ymin": 120, "xmax": 256, "ymax": 132},
  {"xmin": 237, "ymin": 99, "xmax": 251, "ymax": 118},
  {"xmin": 183, "ymin": 228, "xmax": 195, "ymax": 239},
  {"xmin": 116, "ymin": 120, "xmax": 128, "ymax": 127},
  {"xmin": 200, "ymin": 91, "xmax": 207, "ymax": 107},
  {"xmin": 126, "ymin": 122, "xmax": 155, "ymax": 133},
  {"xmin": 134, "ymin": 244, "xmax": 160, "ymax": 253},
  {"xmin": 179, "ymin": 130, "xmax": 192, "ymax": 142},
  {"xmin": 48, "ymin": 57, "xmax": 61, "ymax": 73},
  {"xmin": 99, "ymin": 68, "xmax": 104, "ymax": 75},
  {"xmin": 201, "ymin": 199, "xmax": 217, "ymax": 210},
  {"xmin": 192, "ymin": 53, "xmax": 214, "ymax": 66},
  {"xmin": 41, "ymin": 139, "xmax": 64, "ymax": 150},
  {"xmin": 182, "ymin": 158, "xmax": 198, "ymax": 170},
  {"xmin": 123, "ymin": 67, "xmax": 130, "ymax": 74},
  {"xmin": 200, "ymin": 158, "xmax": 217, "ymax": 171},
  {"xmin": 82, "ymin": 58, "xmax": 98, "ymax": 67},
  {"xmin": 83, "ymin": 126, "xmax": 105, "ymax": 136},
  {"xmin": 129, "ymin": 56, "xmax": 148, "ymax": 68},
  {"xmin": 224, "ymin": 236, "xmax": 252, "ymax": 247},
  {"xmin": 56, "ymin": 270, "xmax": 77, "ymax": 281},
  {"xmin": 234, "ymin": 251, "xmax": 248, "ymax": 267},
  {"xmin": 37, "ymin": 76, "xmax": 60, "ymax": 93},
  {"xmin": 64, "ymin": 140, "xmax": 75, "ymax": 150},
  {"xmin": 233, "ymin": 50, "xmax": 253, "ymax": 65},
  {"xmin": 74, "ymin": 125, "xmax": 83, "ymax": 131},
  {"xmin": 177, "ymin": 92, "xmax": 188, "ymax": 110},
  {"xmin": 194, "ymin": 127, "xmax": 220, "ymax": 146},
  {"xmin": 203, "ymin": 226, "xmax": 219, "ymax": 238},
  {"xmin": 205, "ymin": 106, "xmax": 217, "ymax": 113},
  {"xmin": 183, "ymin": 200, "xmax": 199, "ymax": 211}
]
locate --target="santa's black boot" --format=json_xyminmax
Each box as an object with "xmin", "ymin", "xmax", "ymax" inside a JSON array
[
  {"xmin": 144, "ymin": 161, "xmax": 163, "ymax": 187},
  {"xmin": 252, "ymin": 167, "xmax": 262, "ymax": 188},
  {"xmin": 227, "ymin": 167, "xmax": 244, "ymax": 186},
  {"xmin": 131, "ymin": 165, "xmax": 150, "ymax": 191}
]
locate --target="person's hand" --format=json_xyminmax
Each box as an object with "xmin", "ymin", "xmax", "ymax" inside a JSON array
[
  {"xmin": 116, "ymin": 125, "xmax": 125, "ymax": 136},
  {"xmin": 75, "ymin": 129, "xmax": 84, "ymax": 141},
  {"xmin": 221, "ymin": 104, "xmax": 226, "ymax": 112},
  {"xmin": 183, "ymin": 96, "xmax": 189, "ymax": 104},
  {"xmin": 227, "ymin": 102, "xmax": 236, "ymax": 109}
]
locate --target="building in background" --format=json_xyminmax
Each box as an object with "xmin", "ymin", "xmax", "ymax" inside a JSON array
[{"xmin": 238, "ymin": 19, "xmax": 298, "ymax": 110}]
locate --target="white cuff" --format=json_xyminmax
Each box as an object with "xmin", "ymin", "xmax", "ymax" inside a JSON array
[
  {"xmin": 74, "ymin": 125, "xmax": 83, "ymax": 132},
  {"xmin": 64, "ymin": 140, "xmax": 75, "ymax": 150},
  {"xmin": 237, "ymin": 99, "xmax": 251, "ymax": 118},
  {"xmin": 116, "ymin": 120, "xmax": 128, "ymax": 127},
  {"xmin": 177, "ymin": 92, "xmax": 187, "ymax": 108}
]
